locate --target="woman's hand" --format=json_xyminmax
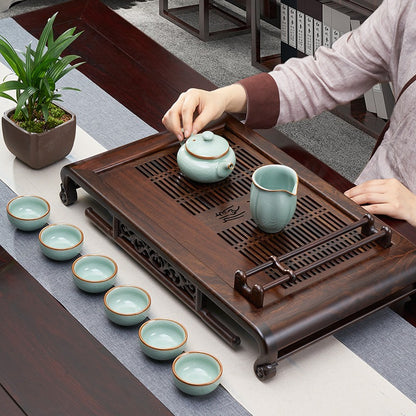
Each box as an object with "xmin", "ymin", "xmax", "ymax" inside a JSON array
[
  {"xmin": 344, "ymin": 178, "xmax": 416, "ymax": 226},
  {"xmin": 162, "ymin": 84, "xmax": 247, "ymax": 141}
]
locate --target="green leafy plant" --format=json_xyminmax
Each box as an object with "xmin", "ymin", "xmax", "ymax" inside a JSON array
[{"xmin": 0, "ymin": 12, "xmax": 83, "ymax": 132}]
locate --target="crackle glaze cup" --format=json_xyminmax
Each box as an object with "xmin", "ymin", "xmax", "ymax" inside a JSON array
[
  {"xmin": 250, "ymin": 164, "xmax": 298, "ymax": 233},
  {"xmin": 139, "ymin": 318, "xmax": 188, "ymax": 361},
  {"xmin": 39, "ymin": 223, "xmax": 84, "ymax": 261},
  {"xmin": 104, "ymin": 285, "xmax": 151, "ymax": 326},
  {"xmin": 172, "ymin": 351, "xmax": 223, "ymax": 396},
  {"xmin": 7, "ymin": 195, "xmax": 50, "ymax": 231},
  {"xmin": 72, "ymin": 255, "xmax": 118, "ymax": 293}
]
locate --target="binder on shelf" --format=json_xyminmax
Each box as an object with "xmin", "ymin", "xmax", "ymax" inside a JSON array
[
  {"xmin": 297, "ymin": 0, "xmax": 317, "ymax": 56},
  {"xmin": 313, "ymin": 1, "xmax": 330, "ymax": 53},
  {"xmin": 281, "ymin": 0, "xmax": 364, "ymax": 61},
  {"xmin": 314, "ymin": 19, "xmax": 322, "ymax": 53},
  {"xmin": 297, "ymin": 0, "xmax": 322, "ymax": 56},
  {"xmin": 305, "ymin": 14, "xmax": 314, "ymax": 55},
  {"xmin": 364, "ymin": 88, "xmax": 377, "ymax": 114},
  {"xmin": 322, "ymin": 2, "xmax": 359, "ymax": 46},
  {"xmin": 288, "ymin": 5, "xmax": 297, "ymax": 48},
  {"xmin": 322, "ymin": 2, "xmax": 332, "ymax": 47},
  {"xmin": 373, "ymin": 82, "xmax": 395, "ymax": 120},
  {"xmin": 350, "ymin": 18, "xmax": 361, "ymax": 30},
  {"xmin": 296, "ymin": 9, "xmax": 305, "ymax": 54},
  {"xmin": 281, "ymin": 2, "xmax": 288, "ymax": 44},
  {"xmin": 330, "ymin": 4, "xmax": 352, "ymax": 41},
  {"xmin": 281, "ymin": 0, "xmax": 298, "ymax": 62},
  {"xmin": 346, "ymin": 8, "xmax": 364, "ymax": 30}
]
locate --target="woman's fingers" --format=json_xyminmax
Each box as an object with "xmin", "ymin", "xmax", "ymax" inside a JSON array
[
  {"xmin": 361, "ymin": 202, "xmax": 399, "ymax": 218},
  {"xmin": 345, "ymin": 178, "xmax": 416, "ymax": 225},
  {"xmin": 162, "ymin": 93, "xmax": 187, "ymax": 141},
  {"xmin": 180, "ymin": 89, "xmax": 202, "ymax": 138},
  {"xmin": 344, "ymin": 179, "xmax": 389, "ymax": 199},
  {"xmin": 162, "ymin": 89, "xmax": 209, "ymax": 140},
  {"xmin": 345, "ymin": 191, "xmax": 389, "ymax": 205},
  {"xmin": 162, "ymin": 85, "xmax": 247, "ymax": 141}
]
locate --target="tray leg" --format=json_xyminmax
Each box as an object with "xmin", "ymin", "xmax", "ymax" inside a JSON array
[
  {"xmin": 254, "ymin": 352, "xmax": 278, "ymax": 380},
  {"xmin": 59, "ymin": 174, "xmax": 78, "ymax": 206}
]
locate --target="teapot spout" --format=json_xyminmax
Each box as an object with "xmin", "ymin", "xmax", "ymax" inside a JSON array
[{"xmin": 217, "ymin": 161, "xmax": 234, "ymax": 178}]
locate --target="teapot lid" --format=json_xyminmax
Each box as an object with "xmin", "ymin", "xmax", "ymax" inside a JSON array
[{"xmin": 185, "ymin": 131, "xmax": 229, "ymax": 160}]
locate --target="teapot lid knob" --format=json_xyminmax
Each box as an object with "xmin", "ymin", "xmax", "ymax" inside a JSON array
[{"xmin": 202, "ymin": 131, "xmax": 214, "ymax": 141}]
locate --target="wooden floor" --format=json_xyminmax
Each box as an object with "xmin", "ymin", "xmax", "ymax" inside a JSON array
[{"xmin": 13, "ymin": 0, "xmax": 416, "ymax": 327}]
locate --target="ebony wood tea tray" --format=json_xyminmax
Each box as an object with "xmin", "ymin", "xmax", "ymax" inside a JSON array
[{"xmin": 60, "ymin": 116, "xmax": 416, "ymax": 380}]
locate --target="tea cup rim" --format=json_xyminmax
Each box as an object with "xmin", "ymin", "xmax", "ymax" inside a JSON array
[
  {"xmin": 172, "ymin": 351, "xmax": 223, "ymax": 386},
  {"xmin": 7, "ymin": 195, "xmax": 50, "ymax": 221},
  {"xmin": 39, "ymin": 223, "xmax": 84, "ymax": 251},
  {"xmin": 139, "ymin": 318, "xmax": 188, "ymax": 351},
  {"xmin": 104, "ymin": 285, "xmax": 151, "ymax": 317},
  {"xmin": 72, "ymin": 254, "xmax": 118, "ymax": 283},
  {"xmin": 252, "ymin": 164, "xmax": 298, "ymax": 195}
]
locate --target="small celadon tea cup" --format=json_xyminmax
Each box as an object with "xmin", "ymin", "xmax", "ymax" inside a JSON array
[
  {"xmin": 250, "ymin": 164, "xmax": 298, "ymax": 233},
  {"xmin": 172, "ymin": 351, "xmax": 223, "ymax": 396},
  {"xmin": 72, "ymin": 254, "xmax": 118, "ymax": 293},
  {"xmin": 139, "ymin": 318, "xmax": 188, "ymax": 361},
  {"xmin": 39, "ymin": 223, "xmax": 84, "ymax": 261},
  {"xmin": 7, "ymin": 195, "xmax": 50, "ymax": 231},
  {"xmin": 104, "ymin": 285, "xmax": 151, "ymax": 326}
]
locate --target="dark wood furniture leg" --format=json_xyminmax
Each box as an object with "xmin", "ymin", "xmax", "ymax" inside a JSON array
[
  {"xmin": 159, "ymin": 0, "xmax": 250, "ymax": 41},
  {"xmin": 201, "ymin": 0, "xmax": 209, "ymax": 39},
  {"xmin": 251, "ymin": 0, "xmax": 281, "ymax": 70}
]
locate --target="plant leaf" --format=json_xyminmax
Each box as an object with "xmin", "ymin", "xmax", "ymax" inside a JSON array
[
  {"xmin": 47, "ymin": 55, "xmax": 82, "ymax": 82},
  {"xmin": 0, "ymin": 11, "xmax": 83, "ymax": 123},
  {"xmin": 25, "ymin": 44, "xmax": 33, "ymax": 86},
  {"xmin": 59, "ymin": 87, "xmax": 81, "ymax": 92},
  {"xmin": 42, "ymin": 31, "xmax": 82, "ymax": 64},
  {"xmin": 0, "ymin": 92, "xmax": 17, "ymax": 103},
  {"xmin": 0, "ymin": 37, "xmax": 25, "ymax": 78},
  {"xmin": 0, "ymin": 80, "xmax": 25, "ymax": 93},
  {"xmin": 34, "ymin": 12, "xmax": 57, "ymax": 66},
  {"xmin": 15, "ymin": 86, "xmax": 38, "ymax": 115},
  {"xmin": 41, "ymin": 103, "xmax": 50, "ymax": 122}
]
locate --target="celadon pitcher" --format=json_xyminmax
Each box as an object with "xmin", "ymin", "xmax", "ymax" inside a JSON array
[
  {"xmin": 177, "ymin": 131, "xmax": 236, "ymax": 183},
  {"xmin": 250, "ymin": 164, "xmax": 298, "ymax": 233}
]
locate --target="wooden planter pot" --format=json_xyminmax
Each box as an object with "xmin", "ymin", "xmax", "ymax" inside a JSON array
[{"xmin": 2, "ymin": 107, "xmax": 76, "ymax": 169}]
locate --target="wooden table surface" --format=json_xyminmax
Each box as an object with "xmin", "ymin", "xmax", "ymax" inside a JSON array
[
  {"xmin": 2, "ymin": 0, "xmax": 416, "ymax": 413},
  {"xmin": 0, "ymin": 246, "xmax": 173, "ymax": 416}
]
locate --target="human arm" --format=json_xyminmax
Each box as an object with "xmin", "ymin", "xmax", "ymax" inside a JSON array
[
  {"xmin": 344, "ymin": 179, "xmax": 416, "ymax": 226},
  {"xmin": 246, "ymin": 0, "xmax": 401, "ymax": 126},
  {"xmin": 163, "ymin": 0, "xmax": 401, "ymax": 136}
]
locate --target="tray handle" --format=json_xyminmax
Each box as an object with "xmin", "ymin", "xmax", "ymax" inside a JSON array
[{"xmin": 234, "ymin": 214, "xmax": 392, "ymax": 308}]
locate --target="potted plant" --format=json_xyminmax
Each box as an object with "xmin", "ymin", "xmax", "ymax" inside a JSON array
[{"xmin": 0, "ymin": 12, "xmax": 83, "ymax": 169}]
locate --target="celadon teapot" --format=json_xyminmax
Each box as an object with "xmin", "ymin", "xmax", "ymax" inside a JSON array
[{"xmin": 177, "ymin": 131, "xmax": 236, "ymax": 183}]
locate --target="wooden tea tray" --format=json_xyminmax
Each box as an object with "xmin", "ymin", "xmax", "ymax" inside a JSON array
[{"xmin": 60, "ymin": 116, "xmax": 416, "ymax": 380}]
